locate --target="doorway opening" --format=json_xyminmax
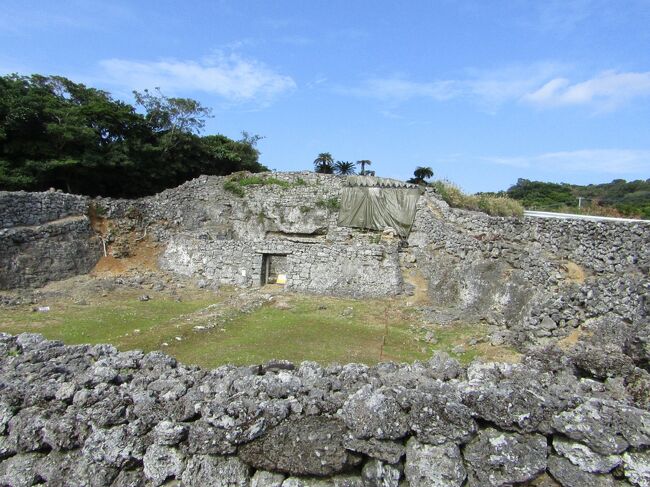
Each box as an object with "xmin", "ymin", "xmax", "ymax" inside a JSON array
[{"xmin": 261, "ymin": 254, "xmax": 288, "ymax": 285}]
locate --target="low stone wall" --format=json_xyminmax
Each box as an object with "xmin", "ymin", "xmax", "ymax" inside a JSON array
[
  {"xmin": 161, "ymin": 234, "xmax": 403, "ymax": 297},
  {"xmin": 0, "ymin": 191, "xmax": 88, "ymax": 229},
  {"xmin": 1, "ymin": 333, "xmax": 648, "ymax": 486}
]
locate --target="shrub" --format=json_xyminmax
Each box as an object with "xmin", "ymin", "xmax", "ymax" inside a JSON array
[
  {"xmin": 223, "ymin": 180, "xmax": 245, "ymax": 197},
  {"xmin": 431, "ymin": 180, "xmax": 523, "ymax": 218},
  {"xmin": 316, "ymin": 197, "xmax": 341, "ymax": 211},
  {"xmin": 224, "ymin": 174, "xmax": 292, "ymax": 196},
  {"xmin": 89, "ymin": 202, "xmax": 107, "ymax": 217}
]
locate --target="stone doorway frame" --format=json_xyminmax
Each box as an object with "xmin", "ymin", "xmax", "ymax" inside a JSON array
[{"xmin": 260, "ymin": 253, "xmax": 288, "ymax": 285}]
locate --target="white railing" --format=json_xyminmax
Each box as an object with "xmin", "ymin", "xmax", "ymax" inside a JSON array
[{"xmin": 524, "ymin": 210, "xmax": 650, "ymax": 224}]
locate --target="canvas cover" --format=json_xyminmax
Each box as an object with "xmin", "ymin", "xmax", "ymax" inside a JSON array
[{"xmin": 337, "ymin": 176, "xmax": 422, "ymax": 237}]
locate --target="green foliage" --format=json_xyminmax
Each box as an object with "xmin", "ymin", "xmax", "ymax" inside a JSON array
[
  {"xmin": 89, "ymin": 201, "xmax": 107, "ymax": 217},
  {"xmin": 133, "ymin": 87, "xmax": 212, "ymax": 136},
  {"xmin": 316, "ymin": 197, "xmax": 341, "ymax": 211},
  {"xmin": 334, "ymin": 160, "xmax": 356, "ymax": 175},
  {"xmin": 431, "ymin": 180, "xmax": 524, "ymax": 217},
  {"xmin": 223, "ymin": 179, "xmax": 245, "ymax": 197},
  {"xmin": 313, "ymin": 152, "xmax": 335, "ymax": 173},
  {"xmin": 507, "ymin": 178, "xmax": 650, "ymax": 218},
  {"xmin": 356, "ymin": 159, "xmax": 372, "ymax": 175},
  {"xmin": 0, "ymin": 74, "xmax": 267, "ymax": 197},
  {"xmin": 408, "ymin": 166, "xmax": 434, "ymax": 184},
  {"xmin": 224, "ymin": 173, "xmax": 296, "ymax": 197}
]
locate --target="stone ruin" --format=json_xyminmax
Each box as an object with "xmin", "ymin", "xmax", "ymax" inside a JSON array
[{"xmin": 0, "ymin": 172, "xmax": 648, "ymax": 486}]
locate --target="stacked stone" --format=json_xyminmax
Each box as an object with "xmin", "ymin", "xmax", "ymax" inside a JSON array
[
  {"xmin": 0, "ymin": 333, "xmax": 648, "ymax": 486},
  {"xmin": 407, "ymin": 190, "xmax": 650, "ymax": 350},
  {"xmin": 161, "ymin": 233, "xmax": 403, "ymax": 298},
  {"xmin": 0, "ymin": 191, "xmax": 88, "ymax": 229},
  {"xmin": 0, "ymin": 191, "xmax": 100, "ymax": 290}
]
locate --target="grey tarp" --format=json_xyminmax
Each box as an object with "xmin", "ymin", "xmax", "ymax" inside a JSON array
[{"xmin": 337, "ymin": 176, "xmax": 422, "ymax": 237}]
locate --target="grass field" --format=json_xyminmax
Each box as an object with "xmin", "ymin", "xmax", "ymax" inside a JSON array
[{"xmin": 0, "ymin": 284, "xmax": 518, "ymax": 368}]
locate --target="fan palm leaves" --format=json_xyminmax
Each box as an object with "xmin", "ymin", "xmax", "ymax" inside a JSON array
[
  {"xmin": 334, "ymin": 160, "xmax": 356, "ymax": 175},
  {"xmin": 313, "ymin": 152, "xmax": 335, "ymax": 174},
  {"xmin": 411, "ymin": 166, "xmax": 434, "ymax": 184},
  {"xmin": 356, "ymin": 159, "xmax": 372, "ymax": 175}
]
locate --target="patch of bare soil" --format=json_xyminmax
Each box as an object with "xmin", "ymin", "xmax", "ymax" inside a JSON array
[
  {"xmin": 557, "ymin": 327, "xmax": 591, "ymax": 350},
  {"xmin": 402, "ymin": 268, "xmax": 430, "ymax": 305},
  {"xmin": 92, "ymin": 239, "xmax": 162, "ymax": 276},
  {"xmin": 561, "ymin": 261, "xmax": 587, "ymax": 283}
]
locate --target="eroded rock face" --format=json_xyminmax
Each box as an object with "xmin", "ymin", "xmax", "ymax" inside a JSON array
[
  {"xmin": 181, "ymin": 455, "xmax": 250, "ymax": 486},
  {"xmin": 341, "ymin": 385, "xmax": 409, "ymax": 440},
  {"xmin": 552, "ymin": 399, "xmax": 650, "ymax": 455},
  {"xmin": 553, "ymin": 436, "xmax": 621, "ymax": 473},
  {"xmin": 623, "ymin": 450, "xmax": 650, "ymax": 487},
  {"xmin": 547, "ymin": 455, "xmax": 623, "ymax": 487},
  {"xmin": 463, "ymin": 428, "xmax": 547, "ymax": 486},
  {"xmin": 404, "ymin": 438, "xmax": 466, "ymax": 487},
  {"xmin": 239, "ymin": 417, "xmax": 361, "ymax": 477}
]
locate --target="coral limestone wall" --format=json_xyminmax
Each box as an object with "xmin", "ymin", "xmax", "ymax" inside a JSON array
[
  {"xmin": 0, "ymin": 191, "xmax": 101, "ymax": 290},
  {"xmin": 0, "ymin": 333, "xmax": 648, "ymax": 486}
]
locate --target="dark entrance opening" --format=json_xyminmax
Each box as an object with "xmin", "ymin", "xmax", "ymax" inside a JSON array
[{"xmin": 261, "ymin": 254, "xmax": 288, "ymax": 285}]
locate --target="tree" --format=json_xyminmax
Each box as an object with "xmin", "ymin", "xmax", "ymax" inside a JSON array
[
  {"xmin": 356, "ymin": 159, "xmax": 371, "ymax": 175},
  {"xmin": 0, "ymin": 74, "xmax": 147, "ymax": 192},
  {"xmin": 133, "ymin": 88, "xmax": 213, "ymax": 153},
  {"xmin": 409, "ymin": 166, "xmax": 434, "ymax": 184},
  {"xmin": 0, "ymin": 73, "xmax": 267, "ymax": 197},
  {"xmin": 313, "ymin": 152, "xmax": 335, "ymax": 174},
  {"xmin": 334, "ymin": 160, "xmax": 356, "ymax": 175}
]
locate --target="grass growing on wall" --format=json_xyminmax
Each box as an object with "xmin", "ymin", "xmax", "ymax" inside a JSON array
[
  {"xmin": 431, "ymin": 180, "xmax": 524, "ymax": 217},
  {"xmin": 223, "ymin": 173, "xmax": 295, "ymax": 196},
  {"xmin": 315, "ymin": 197, "xmax": 341, "ymax": 211}
]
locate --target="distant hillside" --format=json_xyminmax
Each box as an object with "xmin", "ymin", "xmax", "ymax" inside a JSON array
[{"xmin": 504, "ymin": 178, "xmax": 650, "ymax": 219}]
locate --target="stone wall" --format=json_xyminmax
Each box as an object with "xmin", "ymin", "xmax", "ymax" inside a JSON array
[
  {"xmin": 1, "ymin": 173, "xmax": 649, "ymax": 335},
  {"xmin": 1, "ymin": 333, "xmax": 648, "ymax": 486},
  {"xmin": 407, "ymin": 189, "xmax": 650, "ymax": 348},
  {"xmin": 161, "ymin": 233, "xmax": 403, "ymax": 297},
  {"xmin": 0, "ymin": 191, "xmax": 101, "ymax": 290},
  {"xmin": 0, "ymin": 191, "xmax": 89, "ymax": 228}
]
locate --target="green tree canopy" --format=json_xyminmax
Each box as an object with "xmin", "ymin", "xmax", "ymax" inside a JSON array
[{"xmin": 0, "ymin": 74, "xmax": 266, "ymax": 197}]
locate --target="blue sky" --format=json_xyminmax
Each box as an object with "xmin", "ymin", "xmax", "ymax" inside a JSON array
[{"xmin": 2, "ymin": 0, "xmax": 650, "ymax": 192}]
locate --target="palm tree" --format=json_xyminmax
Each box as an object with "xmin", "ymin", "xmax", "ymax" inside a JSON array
[
  {"xmin": 356, "ymin": 159, "xmax": 372, "ymax": 175},
  {"xmin": 334, "ymin": 160, "xmax": 356, "ymax": 175},
  {"xmin": 410, "ymin": 166, "xmax": 434, "ymax": 184},
  {"xmin": 313, "ymin": 152, "xmax": 334, "ymax": 174}
]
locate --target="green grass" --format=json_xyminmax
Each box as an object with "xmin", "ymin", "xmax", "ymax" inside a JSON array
[
  {"xmin": 316, "ymin": 197, "xmax": 341, "ymax": 211},
  {"xmin": 223, "ymin": 174, "xmax": 294, "ymax": 197},
  {"xmin": 166, "ymin": 297, "xmax": 434, "ymax": 367},
  {"xmin": 0, "ymin": 296, "xmax": 214, "ymax": 350},
  {"xmin": 0, "ymin": 290, "xmax": 518, "ymax": 368}
]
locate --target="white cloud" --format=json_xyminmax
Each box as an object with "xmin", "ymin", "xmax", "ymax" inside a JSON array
[
  {"xmin": 342, "ymin": 66, "xmax": 650, "ymax": 112},
  {"xmin": 98, "ymin": 54, "xmax": 296, "ymax": 104},
  {"xmin": 340, "ymin": 63, "xmax": 563, "ymax": 106},
  {"xmin": 484, "ymin": 149, "xmax": 650, "ymax": 174},
  {"xmin": 522, "ymin": 71, "xmax": 650, "ymax": 109},
  {"xmin": 342, "ymin": 78, "xmax": 458, "ymax": 101}
]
